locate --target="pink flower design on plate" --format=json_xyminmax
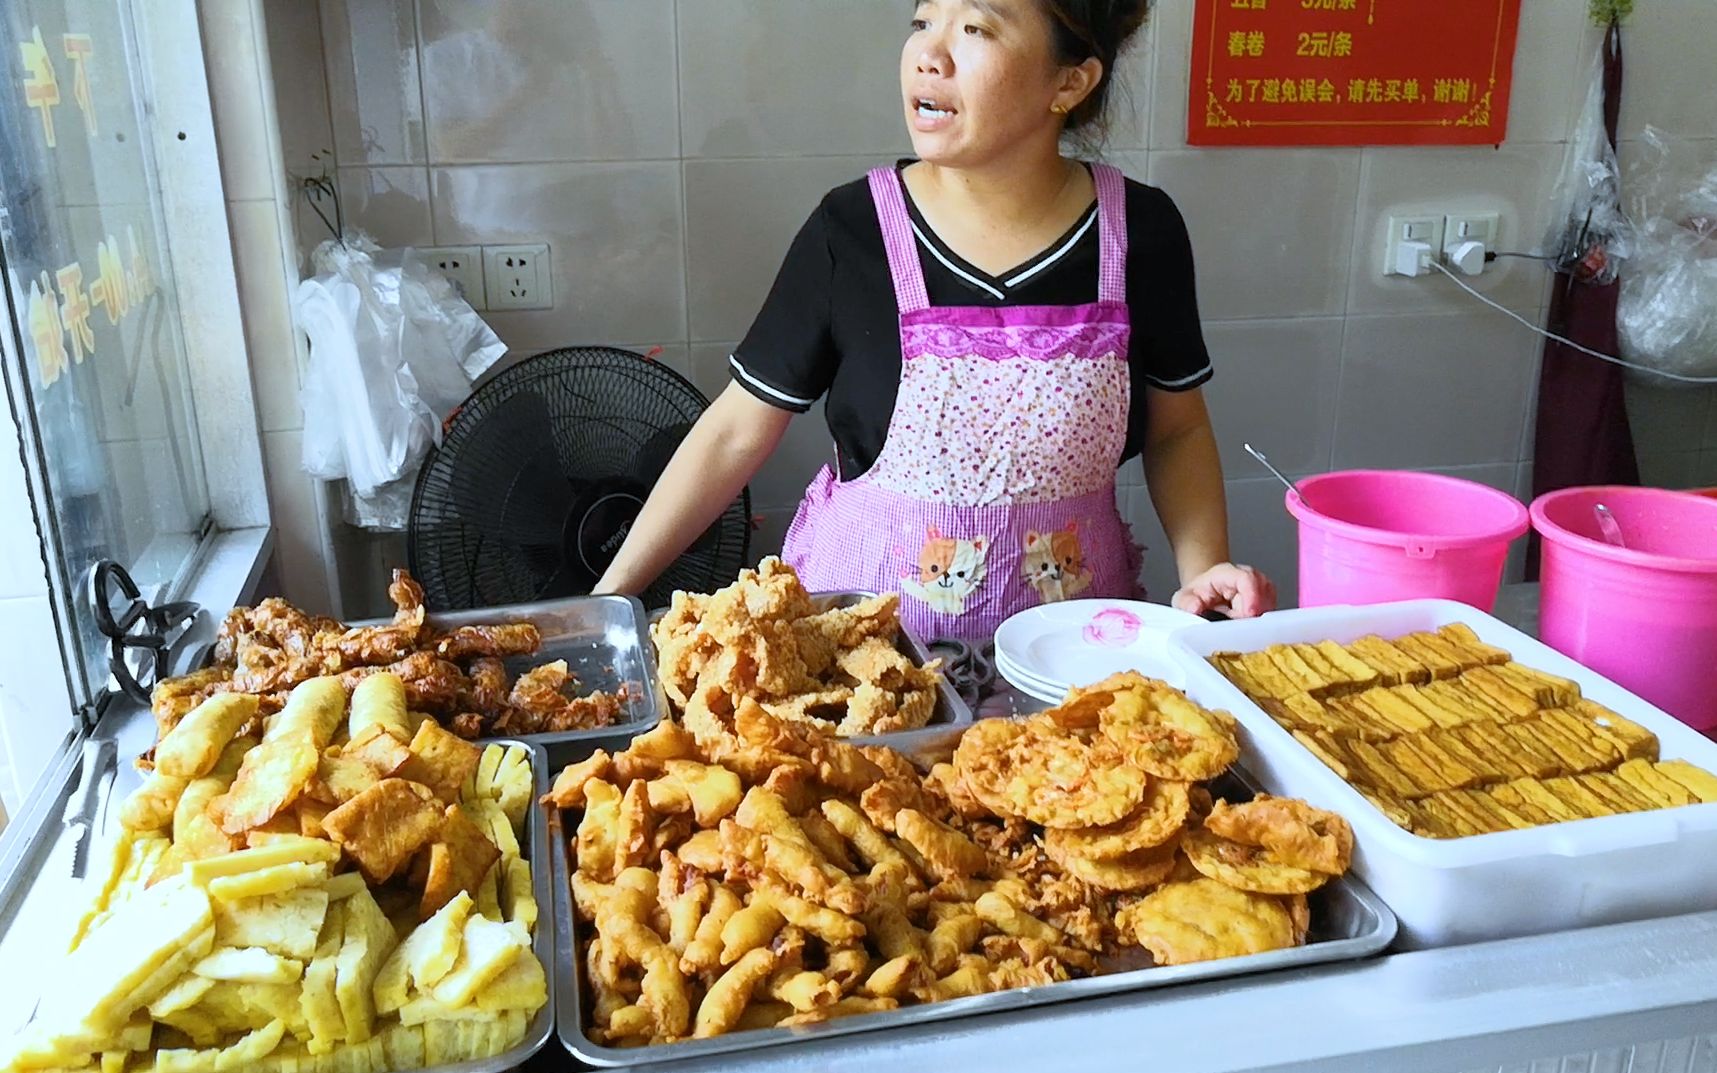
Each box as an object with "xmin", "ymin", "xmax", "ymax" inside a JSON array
[{"xmin": 1082, "ymin": 607, "xmax": 1143, "ymax": 648}]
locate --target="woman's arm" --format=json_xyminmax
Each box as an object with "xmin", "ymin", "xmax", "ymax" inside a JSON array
[
  {"xmin": 594, "ymin": 383, "xmax": 794, "ymax": 595},
  {"xmin": 1141, "ymin": 386, "xmax": 1275, "ymax": 616}
]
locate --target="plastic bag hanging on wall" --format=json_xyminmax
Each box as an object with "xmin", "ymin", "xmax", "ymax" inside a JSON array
[
  {"xmin": 293, "ymin": 232, "xmax": 507, "ymax": 529},
  {"xmin": 1542, "ymin": 42, "xmax": 1631, "ymax": 285},
  {"xmin": 1616, "ymin": 127, "xmax": 1717, "ymax": 388}
]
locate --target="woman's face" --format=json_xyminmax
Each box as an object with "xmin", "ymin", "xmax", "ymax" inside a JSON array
[{"xmin": 902, "ymin": 0, "xmax": 1077, "ymax": 168}]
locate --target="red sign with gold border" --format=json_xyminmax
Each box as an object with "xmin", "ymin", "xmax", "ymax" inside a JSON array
[{"xmin": 1188, "ymin": 0, "xmax": 1522, "ymax": 147}]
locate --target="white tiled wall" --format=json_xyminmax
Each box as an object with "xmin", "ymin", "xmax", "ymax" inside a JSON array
[
  {"xmin": 227, "ymin": 0, "xmax": 1717, "ymax": 614},
  {"xmin": 202, "ymin": 0, "xmax": 340, "ymax": 615}
]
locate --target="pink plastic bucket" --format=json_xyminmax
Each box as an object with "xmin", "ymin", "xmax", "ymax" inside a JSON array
[
  {"xmin": 1531, "ymin": 486, "xmax": 1717, "ymax": 730},
  {"xmin": 1286, "ymin": 471, "xmax": 1529, "ymax": 612}
]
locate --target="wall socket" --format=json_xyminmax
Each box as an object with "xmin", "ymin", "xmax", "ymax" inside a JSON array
[
  {"xmin": 484, "ymin": 243, "xmax": 552, "ymax": 311},
  {"xmin": 1383, "ymin": 215, "xmax": 1445, "ymax": 277},
  {"xmin": 419, "ymin": 246, "xmax": 484, "ymax": 305}
]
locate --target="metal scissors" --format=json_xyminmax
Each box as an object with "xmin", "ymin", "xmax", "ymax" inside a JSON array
[{"xmin": 925, "ymin": 638, "xmax": 996, "ymax": 709}]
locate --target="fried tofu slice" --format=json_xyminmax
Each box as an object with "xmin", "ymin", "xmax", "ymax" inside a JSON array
[
  {"xmin": 322, "ymin": 779, "xmax": 446, "ymax": 884},
  {"xmin": 421, "ymin": 805, "xmax": 502, "ymax": 920},
  {"xmin": 401, "ymin": 721, "xmax": 484, "ymax": 805},
  {"xmin": 1615, "ymin": 758, "xmax": 1698, "ymax": 808},
  {"xmin": 1656, "ymin": 760, "xmax": 1717, "ymax": 803}
]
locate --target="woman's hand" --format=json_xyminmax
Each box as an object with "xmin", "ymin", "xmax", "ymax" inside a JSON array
[{"xmin": 1172, "ymin": 562, "xmax": 1277, "ymax": 619}]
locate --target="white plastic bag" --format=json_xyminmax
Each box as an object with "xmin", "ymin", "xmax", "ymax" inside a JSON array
[
  {"xmin": 1542, "ymin": 42, "xmax": 1631, "ymax": 284},
  {"xmin": 1616, "ymin": 126, "xmax": 1717, "ymax": 386},
  {"xmin": 293, "ymin": 232, "xmax": 507, "ymax": 529}
]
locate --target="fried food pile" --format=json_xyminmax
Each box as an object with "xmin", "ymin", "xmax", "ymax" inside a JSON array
[
  {"xmin": 1210, "ymin": 625, "xmax": 1717, "ymax": 837},
  {"xmin": 151, "ymin": 569, "xmax": 628, "ymax": 744},
  {"xmin": 652, "ymin": 559, "xmax": 942, "ymax": 737},
  {"xmin": 544, "ymin": 673, "xmax": 1353, "ymax": 1047},
  {"xmin": 1, "ymin": 677, "xmax": 547, "ymax": 1073}
]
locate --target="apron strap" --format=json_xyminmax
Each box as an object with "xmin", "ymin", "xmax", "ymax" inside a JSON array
[
  {"xmin": 1092, "ymin": 163, "xmax": 1129, "ymax": 305},
  {"xmin": 868, "ymin": 167, "xmax": 932, "ymax": 314}
]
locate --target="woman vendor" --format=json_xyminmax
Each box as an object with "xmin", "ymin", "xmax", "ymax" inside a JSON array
[{"xmin": 598, "ymin": 0, "xmax": 1276, "ymax": 642}]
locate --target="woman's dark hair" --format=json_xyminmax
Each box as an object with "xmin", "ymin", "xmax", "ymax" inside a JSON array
[{"xmin": 1040, "ymin": 0, "xmax": 1153, "ymax": 134}]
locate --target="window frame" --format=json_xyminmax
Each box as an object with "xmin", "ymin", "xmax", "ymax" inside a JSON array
[{"xmin": 0, "ymin": 0, "xmax": 270, "ymax": 762}]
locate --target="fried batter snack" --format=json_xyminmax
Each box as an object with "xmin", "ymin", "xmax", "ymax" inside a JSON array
[
  {"xmin": 651, "ymin": 559, "xmax": 944, "ymax": 737},
  {"xmin": 1204, "ymin": 795, "xmax": 1353, "ymax": 875},
  {"xmin": 1042, "ymin": 779, "xmax": 1191, "ymax": 860},
  {"xmin": 1098, "ymin": 684, "xmax": 1240, "ymax": 783},
  {"xmin": 1181, "ymin": 826, "xmax": 1329, "ymax": 895},
  {"xmin": 1115, "ymin": 878, "xmax": 1298, "ymax": 966},
  {"xmin": 952, "ymin": 717, "xmax": 1145, "ymax": 829},
  {"xmin": 557, "ymin": 674, "xmax": 1354, "ymax": 1048},
  {"xmin": 1041, "ymin": 835, "xmax": 1180, "ymax": 893}
]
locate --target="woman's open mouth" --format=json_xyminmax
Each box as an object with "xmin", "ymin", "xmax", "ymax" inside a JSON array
[{"xmin": 911, "ymin": 96, "xmax": 958, "ymax": 132}]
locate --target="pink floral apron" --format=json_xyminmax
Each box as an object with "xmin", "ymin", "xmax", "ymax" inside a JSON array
[{"xmin": 783, "ymin": 164, "xmax": 1139, "ymax": 643}]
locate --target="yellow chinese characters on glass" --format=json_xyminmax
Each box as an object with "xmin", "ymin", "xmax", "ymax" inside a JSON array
[
  {"xmin": 17, "ymin": 24, "xmax": 101, "ymax": 149},
  {"xmin": 19, "ymin": 25, "xmax": 61, "ymax": 147},
  {"xmin": 27, "ymin": 273, "xmax": 69, "ymax": 389},
  {"xmin": 91, "ymin": 236, "xmax": 135, "ymax": 326},
  {"xmin": 24, "ymin": 231, "xmax": 159, "ymax": 390},
  {"xmin": 63, "ymin": 33, "xmax": 97, "ymax": 137},
  {"xmin": 56, "ymin": 264, "xmax": 96, "ymax": 366}
]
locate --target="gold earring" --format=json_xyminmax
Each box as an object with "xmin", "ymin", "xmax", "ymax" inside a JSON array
[{"xmin": 1051, "ymin": 103, "xmax": 1068, "ymax": 115}]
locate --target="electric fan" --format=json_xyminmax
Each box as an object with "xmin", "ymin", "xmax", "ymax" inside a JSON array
[{"xmin": 408, "ymin": 346, "xmax": 751, "ymax": 611}]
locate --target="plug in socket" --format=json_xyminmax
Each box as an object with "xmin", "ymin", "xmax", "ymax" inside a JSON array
[{"xmin": 1384, "ymin": 215, "xmax": 1445, "ymax": 277}]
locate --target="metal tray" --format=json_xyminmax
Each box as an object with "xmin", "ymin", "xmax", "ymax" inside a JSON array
[
  {"xmin": 439, "ymin": 735, "xmax": 557, "ymax": 1072},
  {"xmin": 648, "ymin": 590, "xmax": 973, "ymax": 735},
  {"xmin": 363, "ymin": 594, "xmax": 667, "ymax": 755},
  {"xmin": 549, "ymin": 723, "xmax": 1399, "ymax": 1067},
  {"xmin": 0, "ymin": 716, "xmax": 557, "ymax": 1072}
]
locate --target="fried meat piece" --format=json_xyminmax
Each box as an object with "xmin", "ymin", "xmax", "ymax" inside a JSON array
[
  {"xmin": 548, "ymin": 692, "xmax": 627, "ymax": 733},
  {"xmin": 436, "ymin": 623, "xmax": 543, "ymax": 662},
  {"xmin": 340, "ymin": 652, "xmax": 469, "ymax": 714},
  {"xmin": 462, "ymin": 657, "xmax": 512, "ymax": 714},
  {"xmin": 389, "ymin": 568, "xmax": 425, "ymax": 617},
  {"xmin": 448, "ymin": 712, "xmax": 486, "ymax": 739},
  {"xmin": 510, "ymin": 660, "xmax": 574, "ymax": 718}
]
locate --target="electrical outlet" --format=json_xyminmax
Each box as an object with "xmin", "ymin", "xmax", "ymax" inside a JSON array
[
  {"xmin": 1442, "ymin": 212, "xmax": 1500, "ymax": 261},
  {"xmin": 418, "ymin": 246, "xmax": 485, "ymax": 307},
  {"xmin": 1383, "ymin": 214, "xmax": 1445, "ymax": 277},
  {"xmin": 483, "ymin": 243, "xmax": 551, "ymax": 311}
]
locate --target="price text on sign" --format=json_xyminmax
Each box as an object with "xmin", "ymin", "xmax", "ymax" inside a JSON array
[{"xmin": 1188, "ymin": 0, "xmax": 1522, "ymax": 147}]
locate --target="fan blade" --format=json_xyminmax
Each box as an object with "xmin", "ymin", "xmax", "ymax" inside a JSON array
[{"xmin": 445, "ymin": 390, "xmax": 579, "ymax": 545}]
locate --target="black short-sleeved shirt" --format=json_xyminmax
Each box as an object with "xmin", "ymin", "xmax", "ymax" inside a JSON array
[{"xmin": 730, "ymin": 163, "xmax": 1213, "ymax": 482}]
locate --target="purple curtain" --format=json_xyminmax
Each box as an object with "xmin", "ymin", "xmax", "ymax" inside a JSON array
[{"xmin": 1528, "ymin": 21, "xmax": 1639, "ymax": 578}]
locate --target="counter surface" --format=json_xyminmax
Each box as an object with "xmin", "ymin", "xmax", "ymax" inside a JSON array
[{"xmin": 5, "ymin": 584, "xmax": 1714, "ymax": 1073}]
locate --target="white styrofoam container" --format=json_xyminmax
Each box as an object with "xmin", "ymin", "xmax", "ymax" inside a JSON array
[{"xmin": 1166, "ymin": 599, "xmax": 1717, "ymax": 950}]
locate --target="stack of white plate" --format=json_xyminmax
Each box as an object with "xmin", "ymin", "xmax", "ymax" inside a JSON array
[{"xmin": 994, "ymin": 600, "xmax": 1203, "ymax": 703}]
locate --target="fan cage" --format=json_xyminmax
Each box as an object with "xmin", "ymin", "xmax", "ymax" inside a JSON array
[{"xmin": 408, "ymin": 346, "xmax": 751, "ymax": 611}]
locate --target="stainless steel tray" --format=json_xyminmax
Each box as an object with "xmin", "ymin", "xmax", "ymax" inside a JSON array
[
  {"xmin": 648, "ymin": 590, "xmax": 973, "ymax": 734},
  {"xmin": 549, "ymin": 723, "xmax": 1399, "ymax": 1067},
  {"xmin": 0, "ymin": 713, "xmax": 557, "ymax": 1072},
  {"xmin": 363, "ymin": 594, "xmax": 667, "ymax": 754}
]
